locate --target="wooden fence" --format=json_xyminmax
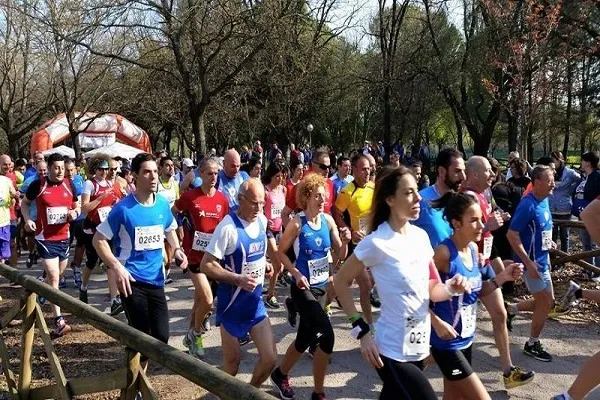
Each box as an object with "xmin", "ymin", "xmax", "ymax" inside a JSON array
[
  {"xmin": 0, "ymin": 263, "xmax": 277, "ymax": 400},
  {"xmin": 550, "ymin": 219, "xmax": 600, "ymax": 275}
]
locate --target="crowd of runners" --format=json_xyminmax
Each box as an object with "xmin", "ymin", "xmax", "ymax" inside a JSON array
[{"xmin": 3, "ymin": 144, "xmax": 600, "ymax": 400}]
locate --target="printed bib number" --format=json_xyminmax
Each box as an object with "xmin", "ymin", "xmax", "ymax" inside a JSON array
[
  {"xmin": 308, "ymin": 256, "xmax": 329, "ymax": 285},
  {"xmin": 358, "ymin": 216, "xmax": 369, "ymax": 234},
  {"xmin": 541, "ymin": 230, "xmax": 552, "ymax": 251},
  {"xmin": 47, "ymin": 206, "xmax": 68, "ymax": 225},
  {"xmin": 403, "ymin": 317, "xmax": 430, "ymax": 356},
  {"xmin": 271, "ymin": 203, "xmax": 283, "ymax": 219},
  {"xmin": 192, "ymin": 231, "xmax": 212, "ymax": 252},
  {"xmin": 242, "ymin": 258, "xmax": 266, "ymax": 285},
  {"xmin": 97, "ymin": 206, "xmax": 111, "ymax": 222},
  {"xmin": 483, "ymin": 236, "xmax": 493, "ymax": 259},
  {"xmin": 460, "ymin": 304, "xmax": 477, "ymax": 337},
  {"xmin": 134, "ymin": 225, "xmax": 163, "ymax": 251}
]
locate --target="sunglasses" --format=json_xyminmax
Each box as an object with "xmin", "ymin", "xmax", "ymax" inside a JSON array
[
  {"xmin": 316, "ymin": 163, "xmax": 330, "ymax": 171},
  {"xmin": 98, "ymin": 167, "xmax": 118, "ymax": 171}
]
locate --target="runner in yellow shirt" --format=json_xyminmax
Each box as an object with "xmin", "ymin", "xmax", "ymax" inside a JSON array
[{"xmin": 333, "ymin": 154, "xmax": 375, "ymax": 326}]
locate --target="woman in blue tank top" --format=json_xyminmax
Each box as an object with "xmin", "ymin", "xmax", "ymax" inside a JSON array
[
  {"xmin": 271, "ymin": 173, "xmax": 350, "ymax": 400},
  {"xmin": 430, "ymin": 191, "xmax": 525, "ymax": 399}
]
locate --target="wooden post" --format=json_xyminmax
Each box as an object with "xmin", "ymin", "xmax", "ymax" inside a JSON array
[
  {"xmin": 17, "ymin": 292, "xmax": 36, "ymax": 399},
  {"xmin": 550, "ymin": 249, "xmax": 600, "ymax": 274},
  {"xmin": 0, "ymin": 331, "xmax": 18, "ymax": 400},
  {"xmin": 34, "ymin": 304, "xmax": 72, "ymax": 399},
  {"xmin": 120, "ymin": 350, "xmax": 140, "ymax": 400}
]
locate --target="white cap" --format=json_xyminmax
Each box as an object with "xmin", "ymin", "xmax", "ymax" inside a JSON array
[{"xmin": 182, "ymin": 158, "xmax": 194, "ymax": 168}]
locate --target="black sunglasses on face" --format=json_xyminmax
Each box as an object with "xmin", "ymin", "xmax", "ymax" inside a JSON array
[{"xmin": 316, "ymin": 163, "xmax": 330, "ymax": 171}]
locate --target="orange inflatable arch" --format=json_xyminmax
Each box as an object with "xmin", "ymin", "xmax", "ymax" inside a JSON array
[{"xmin": 30, "ymin": 112, "xmax": 152, "ymax": 157}]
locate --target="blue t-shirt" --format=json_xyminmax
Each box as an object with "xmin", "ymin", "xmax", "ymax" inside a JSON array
[
  {"xmin": 20, "ymin": 175, "xmax": 39, "ymax": 220},
  {"xmin": 509, "ymin": 193, "xmax": 552, "ymax": 271},
  {"xmin": 430, "ymin": 240, "xmax": 482, "ymax": 351},
  {"xmin": 23, "ymin": 167, "xmax": 37, "ymax": 182},
  {"xmin": 96, "ymin": 193, "xmax": 176, "ymax": 287},
  {"xmin": 216, "ymin": 170, "xmax": 249, "ymax": 211},
  {"xmin": 412, "ymin": 185, "xmax": 453, "ymax": 248},
  {"xmin": 295, "ymin": 214, "xmax": 331, "ymax": 288},
  {"xmin": 332, "ymin": 177, "xmax": 349, "ymax": 200},
  {"xmin": 71, "ymin": 174, "xmax": 85, "ymax": 221}
]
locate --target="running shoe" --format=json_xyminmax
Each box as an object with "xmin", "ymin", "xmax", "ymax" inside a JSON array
[
  {"xmin": 523, "ymin": 341, "xmax": 552, "ymax": 362},
  {"xmin": 58, "ymin": 276, "xmax": 67, "ymax": 289},
  {"xmin": 72, "ymin": 268, "xmax": 82, "ymax": 288},
  {"xmin": 270, "ymin": 367, "xmax": 295, "ymax": 400},
  {"xmin": 505, "ymin": 302, "xmax": 516, "ymax": 332},
  {"xmin": 561, "ymin": 280, "xmax": 580, "ymax": 310},
  {"xmin": 202, "ymin": 312, "xmax": 212, "ymax": 332},
  {"xmin": 311, "ymin": 393, "xmax": 327, "ymax": 400},
  {"xmin": 551, "ymin": 394, "xmax": 571, "ymax": 400},
  {"xmin": 79, "ymin": 288, "xmax": 88, "ymax": 304},
  {"xmin": 324, "ymin": 304, "xmax": 332, "ymax": 318},
  {"xmin": 503, "ymin": 366, "xmax": 535, "ymax": 389},
  {"xmin": 369, "ymin": 290, "xmax": 381, "ymax": 308},
  {"xmin": 239, "ymin": 334, "xmax": 252, "ymax": 346},
  {"xmin": 182, "ymin": 329, "xmax": 192, "ymax": 347},
  {"xmin": 188, "ymin": 333, "xmax": 205, "ymax": 358},
  {"xmin": 26, "ymin": 253, "xmax": 35, "ymax": 269},
  {"xmin": 265, "ymin": 296, "xmax": 280, "ymax": 309},
  {"xmin": 110, "ymin": 299, "xmax": 124, "ymax": 316},
  {"xmin": 285, "ymin": 297, "xmax": 297, "ymax": 328},
  {"xmin": 50, "ymin": 316, "xmax": 71, "ymax": 339},
  {"xmin": 165, "ymin": 295, "xmax": 171, "ymax": 302},
  {"xmin": 548, "ymin": 305, "xmax": 569, "ymax": 319}
]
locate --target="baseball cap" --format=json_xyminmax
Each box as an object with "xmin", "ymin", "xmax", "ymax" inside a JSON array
[
  {"xmin": 98, "ymin": 160, "xmax": 109, "ymax": 169},
  {"xmin": 182, "ymin": 158, "xmax": 194, "ymax": 168}
]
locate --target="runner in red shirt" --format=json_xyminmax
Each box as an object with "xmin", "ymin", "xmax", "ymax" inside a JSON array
[
  {"xmin": 21, "ymin": 153, "xmax": 80, "ymax": 338},
  {"xmin": 172, "ymin": 157, "xmax": 229, "ymax": 358}
]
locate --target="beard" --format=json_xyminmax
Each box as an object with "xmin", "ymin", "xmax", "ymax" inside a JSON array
[{"xmin": 445, "ymin": 174, "xmax": 463, "ymax": 191}]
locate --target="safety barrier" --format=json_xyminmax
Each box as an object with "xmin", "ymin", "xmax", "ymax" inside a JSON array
[
  {"xmin": 0, "ymin": 263, "xmax": 276, "ymax": 400},
  {"xmin": 550, "ymin": 219, "xmax": 600, "ymax": 275}
]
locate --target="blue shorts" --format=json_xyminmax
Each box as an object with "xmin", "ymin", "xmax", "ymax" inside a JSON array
[
  {"xmin": 36, "ymin": 239, "xmax": 70, "ymax": 261},
  {"xmin": 10, "ymin": 220, "xmax": 17, "ymax": 239},
  {"xmin": 176, "ymin": 214, "xmax": 183, "ymax": 228},
  {"xmin": 0, "ymin": 226, "xmax": 10, "ymax": 259},
  {"xmin": 523, "ymin": 267, "xmax": 552, "ymax": 294}
]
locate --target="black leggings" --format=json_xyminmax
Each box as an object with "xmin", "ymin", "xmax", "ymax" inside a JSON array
[
  {"xmin": 121, "ymin": 281, "xmax": 169, "ymax": 345},
  {"xmin": 83, "ymin": 231, "xmax": 100, "ymax": 269},
  {"xmin": 290, "ymin": 284, "xmax": 334, "ymax": 354},
  {"xmin": 376, "ymin": 355, "xmax": 437, "ymax": 400}
]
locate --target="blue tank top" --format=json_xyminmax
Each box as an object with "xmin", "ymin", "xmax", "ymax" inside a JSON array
[
  {"xmin": 216, "ymin": 170, "xmax": 249, "ymax": 211},
  {"xmin": 295, "ymin": 214, "xmax": 331, "ymax": 288},
  {"xmin": 430, "ymin": 238, "xmax": 482, "ymax": 351},
  {"xmin": 216, "ymin": 212, "xmax": 267, "ymax": 324}
]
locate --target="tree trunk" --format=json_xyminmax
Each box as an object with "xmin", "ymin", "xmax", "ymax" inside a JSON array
[
  {"xmin": 382, "ymin": 82, "xmax": 392, "ymax": 159},
  {"xmin": 506, "ymin": 107, "xmax": 518, "ymax": 152},
  {"xmin": 189, "ymin": 101, "xmax": 207, "ymax": 159},
  {"xmin": 450, "ymin": 106, "xmax": 465, "ymax": 154},
  {"xmin": 580, "ymin": 57, "xmax": 589, "ymax": 155},
  {"xmin": 563, "ymin": 60, "xmax": 573, "ymax": 157}
]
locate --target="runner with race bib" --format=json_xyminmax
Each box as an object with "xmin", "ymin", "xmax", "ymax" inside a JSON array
[
  {"xmin": 429, "ymin": 191, "xmax": 529, "ymax": 398},
  {"xmin": 262, "ymin": 162, "xmax": 287, "ymax": 309},
  {"xmin": 21, "ymin": 153, "xmax": 81, "ymax": 338},
  {"xmin": 172, "ymin": 157, "xmax": 229, "ymax": 358},
  {"xmin": 79, "ymin": 156, "xmax": 124, "ymax": 316},
  {"xmin": 93, "ymin": 153, "xmax": 188, "ymax": 354},
  {"xmin": 200, "ymin": 178, "xmax": 276, "ymax": 389},
  {"xmin": 334, "ymin": 166, "xmax": 470, "ymax": 400},
  {"xmin": 271, "ymin": 173, "xmax": 350, "ymax": 400}
]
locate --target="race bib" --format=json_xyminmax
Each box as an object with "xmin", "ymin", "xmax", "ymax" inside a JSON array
[
  {"xmin": 541, "ymin": 229, "xmax": 552, "ymax": 251},
  {"xmin": 483, "ymin": 236, "xmax": 493, "ymax": 259},
  {"xmin": 192, "ymin": 231, "xmax": 212, "ymax": 252},
  {"xmin": 308, "ymin": 256, "xmax": 329, "ymax": 285},
  {"xmin": 134, "ymin": 225, "xmax": 163, "ymax": 251},
  {"xmin": 358, "ymin": 216, "xmax": 369, "ymax": 234},
  {"xmin": 460, "ymin": 304, "xmax": 477, "ymax": 337},
  {"xmin": 97, "ymin": 206, "xmax": 111, "ymax": 222},
  {"xmin": 403, "ymin": 317, "xmax": 430, "ymax": 356},
  {"xmin": 242, "ymin": 258, "xmax": 266, "ymax": 285},
  {"xmin": 271, "ymin": 203, "xmax": 283, "ymax": 219},
  {"xmin": 47, "ymin": 206, "xmax": 68, "ymax": 225}
]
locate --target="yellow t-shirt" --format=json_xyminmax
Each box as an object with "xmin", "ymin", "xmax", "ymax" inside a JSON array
[{"xmin": 334, "ymin": 181, "xmax": 375, "ymax": 234}]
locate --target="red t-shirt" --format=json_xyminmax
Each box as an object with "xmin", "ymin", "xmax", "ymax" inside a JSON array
[
  {"xmin": 84, "ymin": 179, "xmax": 122, "ymax": 229},
  {"xmin": 462, "ymin": 187, "xmax": 494, "ymax": 263},
  {"xmin": 286, "ymin": 170, "xmax": 335, "ymax": 214},
  {"xmin": 175, "ymin": 188, "xmax": 229, "ymax": 265},
  {"xmin": 27, "ymin": 177, "xmax": 77, "ymax": 241}
]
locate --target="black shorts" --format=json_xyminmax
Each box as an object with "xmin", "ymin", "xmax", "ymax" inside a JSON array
[
  {"xmin": 69, "ymin": 219, "xmax": 85, "ymax": 248},
  {"xmin": 266, "ymin": 229, "xmax": 280, "ymax": 240},
  {"xmin": 431, "ymin": 345, "xmax": 473, "ymax": 381}
]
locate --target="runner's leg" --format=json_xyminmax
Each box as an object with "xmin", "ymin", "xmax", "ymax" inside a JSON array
[
  {"xmin": 566, "ymin": 351, "xmax": 600, "ymax": 400},
  {"xmin": 220, "ymin": 326, "xmax": 242, "ymax": 376},
  {"xmin": 480, "ymin": 289, "xmax": 512, "ymax": 371},
  {"xmin": 249, "ymin": 318, "xmax": 277, "ymax": 387}
]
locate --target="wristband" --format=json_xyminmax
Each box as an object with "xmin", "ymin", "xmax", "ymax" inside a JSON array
[
  {"xmin": 350, "ymin": 317, "xmax": 370, "ymax": 340},
  {"xmin": 444, "ymin": 280, "xmax": 460, "ymax": 297},
  {"xmin": 490, "ymin": 278, "xmax": 500, "ymax": 290}
]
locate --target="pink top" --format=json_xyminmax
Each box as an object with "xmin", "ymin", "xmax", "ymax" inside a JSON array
[{"xmin": 264, "ymin": 184, "xmax": 285, "ymax": 232}]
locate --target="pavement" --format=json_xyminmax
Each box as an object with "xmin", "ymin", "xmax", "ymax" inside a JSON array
[{"xmin": 11, "ymin": 260, "xmax": 600, "ymax": 400}]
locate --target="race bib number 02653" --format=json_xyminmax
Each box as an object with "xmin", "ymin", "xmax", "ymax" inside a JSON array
[{"xmin": 134, "ymin": 225, "xmax": 163, "ymax": 251}]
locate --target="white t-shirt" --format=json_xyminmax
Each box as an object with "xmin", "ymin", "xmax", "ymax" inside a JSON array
[
  {"xmin": 83, "ymin": 178, "xmax": 110, "ymax": 195},
  {"xmin": 206, "ymin": 213, "xmax": 268, "ymax": 260},
  {"xmin": 354, "ymin": 222, "xmax": 434, "ymax": 362}
]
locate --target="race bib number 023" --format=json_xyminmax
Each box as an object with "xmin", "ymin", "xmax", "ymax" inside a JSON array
[
  {"xmin": 403, "ymin": 316, "xmax": 430, "ymax": 357},
  {"xmin": 47, "ymin": 206, "xmax": 68, "ymax": 225},
  {"xmin": 192, "ymin": 231, "xmax": 212, "ymax": 252},
  {"xmin": 134, "ymin": 225, "xmax": 163, "ymax": 251}
]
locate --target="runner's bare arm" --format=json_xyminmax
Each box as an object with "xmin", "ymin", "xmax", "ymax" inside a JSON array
[
  {"xmin": 165, "ymin": 228, "xmax": 187, "ymax": 270},
  {"xmin": 325, "ymin": 213, "xmax": 348, "ymax": 261},
  {"xmin": 333, "ymin": 254, "xmax": 364, "ymax": 317},
  {"xmin": 81, "ymin": 192, "xmax": 109, "ymax": 214},
  {"xmin": 507, "ymin": 229, "xmax": 534, "ymax": 268},
  {"xmin": 200, "ymin": 252, "xmax": 242, "ymax": 286},
  {"xmin": 281, "ymin": 205, "xmax": 294, "ymax": 228},
  {"xmin": 581, "ymin": 199, "xmax": 600, "ymax": 244},
  {"xmin": 277, "ymin": 217, "xmax": 302, "ymax": 276}
]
